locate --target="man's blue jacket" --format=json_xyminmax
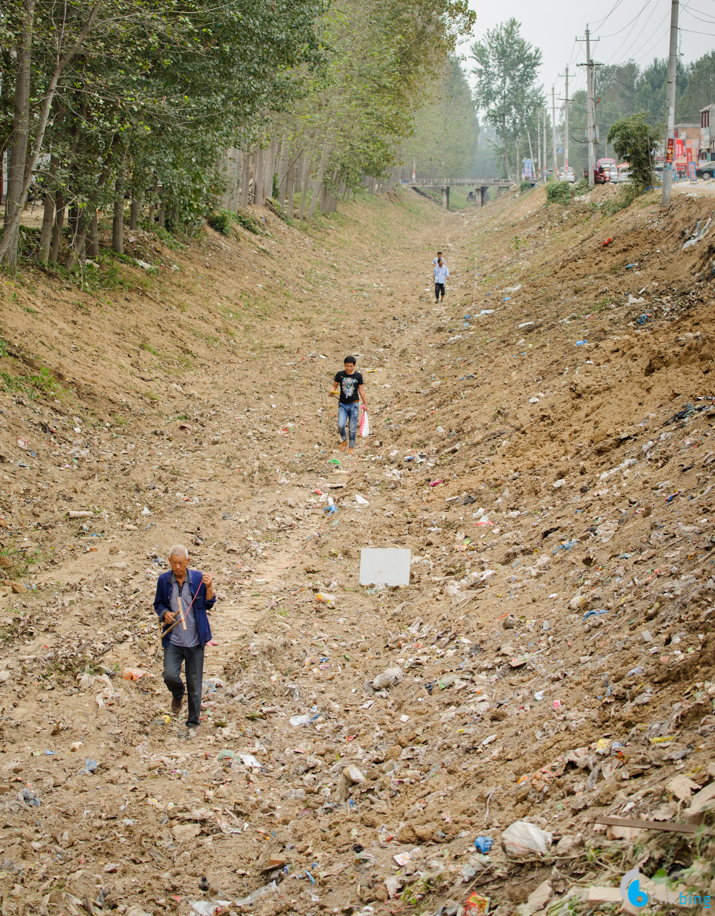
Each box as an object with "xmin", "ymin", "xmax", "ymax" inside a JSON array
[{"xmin": 154, "ymin": 569, "xmax": 215, "ymax": 648}]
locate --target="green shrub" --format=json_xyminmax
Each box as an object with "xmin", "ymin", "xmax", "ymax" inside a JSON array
[
  {"xmin": 519, "ymin": 180, "xmax": 534, "ymax": 193},
  {"xmin": 207, "ymin": 211, "xmax": 232, "ymax": 236},
  {"xmin": 601, "ymin": 183, "xmax": 643, "ymax": 216},
  {"xmin": 546, "ymin": 182, "xmax": 572, "ymax": 205},
  {"xmin": 232, "ymin": 209, "xmax": 263, "ymax": 235},
  {"xmin": 573, "ymin": 178, "xmax": 589, "ymax": 194}
]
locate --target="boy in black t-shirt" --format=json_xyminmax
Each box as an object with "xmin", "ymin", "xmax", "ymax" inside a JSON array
[{"xmin": 330, "ymin": 356, "xmax": 367, "ymax": 455}]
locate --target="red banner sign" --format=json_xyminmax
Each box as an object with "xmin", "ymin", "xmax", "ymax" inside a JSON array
[{"xmin": 666, "ymin": 138, "xmax": 674, "ymax": 163}]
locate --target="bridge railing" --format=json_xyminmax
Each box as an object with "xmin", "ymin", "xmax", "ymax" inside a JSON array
[{"xmin": 404, "ymin": 178, "xmax": 513, "ymax": 187}]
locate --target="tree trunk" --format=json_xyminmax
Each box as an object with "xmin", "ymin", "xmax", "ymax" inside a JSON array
[
  {"xmin": 148, "ymin": 201, "xmax": 155, "ymax": 223},
  {"xmin": 230, "ymin": 150, "xmax": 242, "ymax": 210},
  {"xmin": 86, "ymin": 209, "xmax": 99, "ymax": 258},
  {"xmin": 277, "ymin": 136, "xmax": 290, "ymax": 207},
  {"xmin": 0, "ymin": 2, "xmax": 100, "ymax": 265},
  {"xmin": 286, "ymin": 164, "xmax": 294, "ymax": 219},
  {"xmin": 254, "ymin": 146, "xmax": 264, "ymax": 207},
  {"xmin": 240, "ymin": 150, "xmax": 251, "ymax": 208},
  {"xmin": 2, "ymin": 0, "xmax": 35, "ymax": 266},
  {"xmin": 129, "ymin": 195, "xmax": 140, "ymax": 230},
  {"xmin": 264, "ymin": 138, "xmax": 276, "ymax": 201},
  {"xmin": 49, "ymin": 190, "xmax": 65, "ymax": 264},
  {"xmin": 157, "ymin": 194, "xmax": 165, "ymax": 229},
  {"xmin": 113, "ymin": 179, "xmax": 124, "ymax": 253},
  {"xmin": 299, "ymin": 156, "xmax": 311, "ymax": 220},
  {"xmin": 37, "ymin": 155, "xmax": 58, "ymax": 265},
  {"xmin": 307, "ymin": 144, "xmax": 329, "ymax": 220},
  {"xmin": 67, "ymin": 207, "xmax": 87, "ymax": 270}
]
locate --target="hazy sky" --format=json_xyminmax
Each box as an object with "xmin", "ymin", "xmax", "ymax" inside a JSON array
[{"xmin": 459, "ymin": 0, "xmax": 715, "ymax": 104}]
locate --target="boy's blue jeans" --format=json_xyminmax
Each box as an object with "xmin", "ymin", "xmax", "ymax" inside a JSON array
[{"xmin": 338, "ymin": 402, "xmax": 360, "ymax": 447}]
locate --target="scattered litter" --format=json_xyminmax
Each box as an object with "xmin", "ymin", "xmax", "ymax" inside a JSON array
[
  {"xmin": 463, "ymin": 892, "xmax": 490, "ymax": 915},
  {"xmin": 123, "ymin": 668, "xmax": 151, "ymax": 680},
  {"xmin": 682, "ymin": 216, "xmax": 712, "ymax": 249},
  {"xmin": 474, "ymin": 836, "xmax": 493, "ymax": 854},
  {"xmin": 373, "ymin": 667, "xmax": 403, "ymax": 690},
  {"xmin": 290, "ymin": 715, "xmax": 312, "ymax": 727},
  {"xmin": 21, "ymin": 788, "xmax": 41, "ymax": 807},
  {"xmin": 501, "ymin": 821, "xmax": 553, "ymax": 858}
]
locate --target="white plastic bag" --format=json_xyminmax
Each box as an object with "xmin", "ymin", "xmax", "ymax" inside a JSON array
[
  {"xmin": 359, "ymin": 408, "xmax": 369, "ymax": 437},
  {"xmin": 501, "ymin": 821, "xmax": 553, "ymax": 858}
]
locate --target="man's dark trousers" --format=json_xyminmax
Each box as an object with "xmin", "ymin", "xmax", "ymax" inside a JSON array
[{"xmin": 163, "ymin": 643, "xmax": 204, "ymax": 727}]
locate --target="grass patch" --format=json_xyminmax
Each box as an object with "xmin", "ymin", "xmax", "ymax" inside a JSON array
[
  {"xmin": 601, "ymin": 183, "xmax": 644, "ymax": 216},
  {"xmin": 546, "ymin": 182, "xmax": 572, "ymax": 205},
  {"xmin": 208, "ymin": 208, "xmax": 264, "ymax": 237}
]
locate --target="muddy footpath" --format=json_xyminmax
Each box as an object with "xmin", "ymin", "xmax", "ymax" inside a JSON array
[{"xmin": 0, "ymin": 181, "xmax": 714, "ymax": 916}]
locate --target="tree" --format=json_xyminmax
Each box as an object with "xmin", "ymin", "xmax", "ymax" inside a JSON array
[
  {"xmin": 607, "ymin": 112, "xmax": 661, "ymax": 189},
  {"xmin": 0, "ymin": 0, "xmax": 325, "ymax": 266},
  {"xmin": 678, "ymin": 52, "xmax": 715, "ymax": 122},
  {"xmin": 402, "ymin": 57, "xmax": 480, "ymax": 180},
  {"xmin": 471, "ymin": 19, "xmax": 544, "ymax": 179},
  {"xmin": 634, "ymin": 57, "xmax": 687, "ymax": 127}
]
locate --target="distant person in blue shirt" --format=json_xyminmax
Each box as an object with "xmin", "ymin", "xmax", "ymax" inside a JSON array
[
  {"xmin": 154, "ymin": 545, "xmax": 214, "ymax": 730},
  {"xmin": 433, "ymin": 257, "xmax": 449, "ymax": 302}
]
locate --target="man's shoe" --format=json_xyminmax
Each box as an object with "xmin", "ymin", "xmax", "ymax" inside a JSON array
[{"xmin": 171, "ymin": 696, "xmax": 183, "ymax": 715}]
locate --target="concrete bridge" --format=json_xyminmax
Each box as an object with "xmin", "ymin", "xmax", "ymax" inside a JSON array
[{"xmin": 405, "ymin": 178, "xmax": 514, "ymax": 209}]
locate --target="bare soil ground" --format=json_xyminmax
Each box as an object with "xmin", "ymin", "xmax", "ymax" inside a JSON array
[{"xmin": 0, "ymin": 183, "xmax": 714, "ymax": 916}]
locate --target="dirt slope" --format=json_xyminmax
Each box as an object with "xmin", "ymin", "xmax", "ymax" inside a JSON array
[{"xmin": 0, "ymin": 183, "xmax": 714, "ymax": 916}]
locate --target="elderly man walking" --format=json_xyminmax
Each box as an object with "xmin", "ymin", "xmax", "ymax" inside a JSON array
[{"xmin": 154, "ymin": 545, "xmax": 214, "ymax": 729}]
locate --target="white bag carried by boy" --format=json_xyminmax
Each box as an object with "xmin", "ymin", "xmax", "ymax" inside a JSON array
[{"xmin": 359, "ymin": 409, "xmax": 369, "ymax": 438}]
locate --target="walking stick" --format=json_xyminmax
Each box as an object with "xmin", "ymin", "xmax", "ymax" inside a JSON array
[
  {"xmin": 176, "ymin": 594, "xmax": 188, "ymax": 631},
  {"xmin": 159, "ymin": 575, "xmax": 202, "ymax": 644}
]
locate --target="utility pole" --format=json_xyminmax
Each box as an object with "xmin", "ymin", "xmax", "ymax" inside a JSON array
[
  {"xmin": 662, "ymin": 0, "xmax": 679, "ymax": 206},
  {"xmin": 552, "ymin": 85, "xmax": 558, "ymax": 177},
  {"xmin": 564, "ymin": 66, "xmax": 569, "ymax": 169},
  {"xmin": 577, "ymin": 28, "xmax": 600, "ymax": 188},
  {"xmin": 538, "ymin": 111, "xmax": 542, "ymax": 179},
  {"xmin": 586, "ymin": 28, "xmax": 596, "ymax": 188},
  {"xmin": 543, "ymin": 108, "xmax": 547, "ymax": 180}
]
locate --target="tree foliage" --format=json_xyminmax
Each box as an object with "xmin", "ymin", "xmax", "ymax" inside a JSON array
[
  {"xmin": 470, "ymin": 19, "xmax": 544, "ymax": 179},
  {"xmin": 401, "ymin": 57, "xmax": 480, "ymax": 180},
  {"xmin": 0, "ymin": 0, "xmax": 477, "ymax": 265},
  {"xmin": 679, "ymin": 52, "xmax": 715, "ymax": 122},
  {"xmin": 607, "ymin": 113, "xmax": 661, "ymax": 189}
]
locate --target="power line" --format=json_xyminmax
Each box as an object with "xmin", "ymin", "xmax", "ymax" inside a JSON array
[
  {"xmin": 681, "ymin": 7, "xmax": 715, "ymax": 22},
  {"xmin": 600, "ymin": 0, "xmax": 662, "ymax": 39},
  {"xmin": 624, "ymin": 6, "xmax": 673, "ymax": 63},
  {"xmin": 589, "ymin": 0, "xmax": 628, "ymax": 30},
  {"xmin": 633, "ymin": 24, "xmax": 672, "ymax": 64},
  {"xmin": 604, "ymin": 0, "xmax": 659, "ymax": 63}
]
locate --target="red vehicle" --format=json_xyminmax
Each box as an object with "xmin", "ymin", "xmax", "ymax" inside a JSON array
[{"xmin": 585, "ymin": 165, "xmax": 608, "ymax": 184}]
